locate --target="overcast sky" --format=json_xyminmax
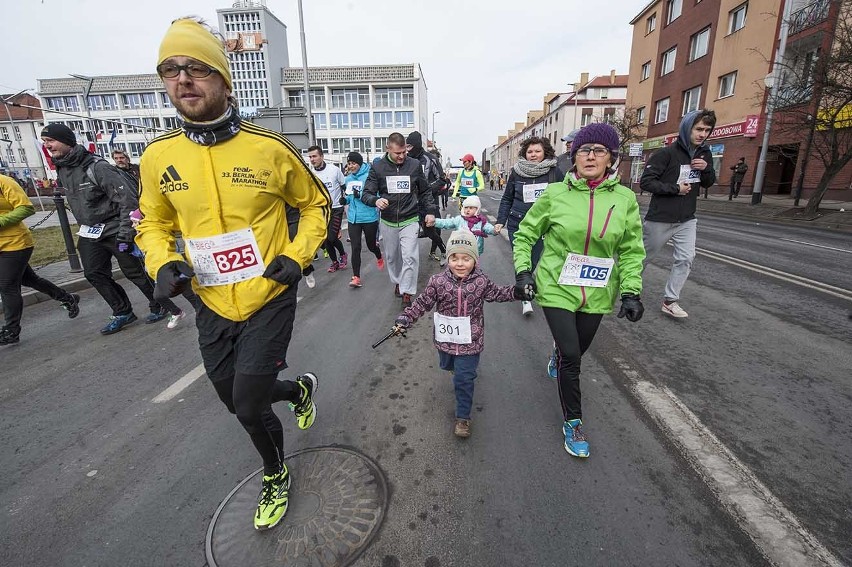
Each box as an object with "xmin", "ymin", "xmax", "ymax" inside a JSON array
[{"xmin": 4, "ymin": 0, "xmax": 638, "ymax": 164}]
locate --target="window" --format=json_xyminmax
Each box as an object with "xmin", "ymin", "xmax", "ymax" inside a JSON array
[
  {"xmin": 129, "ymin": 142, "xmax": 146, "ymax": 157},
  {"xmin": 581, "ymin": 109, "xmax": 593, "ymax": 126},
  {"xmin": 18, "ymin": 148, "xmax": 26, "ymax": 161},
  {"xmin": 641, "ymin": 61, "xmax": 652, "ymax": 81},
  {"xmin": 163, "ymin": 116, "xmax": 179, "ymax": 129},
  {"xmin": 374, "ymin": 136, "xmax": 388, "ymax": 151},
  {"xmin": 689, "ymin": 27, "xmax": 711, "ymax": 61},
  {"xmin": 375, "ymin": 87, "xmax": 414, "ymax": 108},
  {"xmin": 6, "ymin": 148, "xmax": 15, "ymax": 163},
  {"xmin": 122, "ymin": 93, "xmax": 143, "ymax": 110},
  {"xmin": 287, "ymin": 89, "xmax": 325, "ymax": 109},
  {"xmin": 330, "ymin": 88, "xmax": 369, "ymax": 109},
  {"xmin": 0, "ymin": 126, "xmax": 7, "ymax": 138},
  {"xmin": 394, "ymin": 111, "xmax": 414, "ymax": 128},
  {"xmin": 332, "ymin": 137, "xmax": 351, "ymax": 154},
  {"xmin": 351, "ymin": 112, "xmax": 370, "ymax": 129},
  {"xmin": 45, "ymin": 96, "xmax": 80, "ymax": 112},
  {"xmin": 729, "ymin": 2, "xmax": 747, "ymax": 34},
  {"xmin": 125, "ymin": 118, "xmax": 143, "ymax": 133},
  {"xmin": 637, "ymin": 106, "xmax": 646, "ymax": 125},
  {"xmin": 646, "ymin": 13, "xmax": 657, "ymax": 34},
  {"xmin": 599, "ymin": 88, "xmax": 609, "ymax": 99},
  {"xmin": 142, "ymin": 117, "xmax": 160, "ymax": 130},
  {"xmin": 665, "ymin": 0, "xmax": 682, "ymax": 24},
  {"xmin": 160, "ymin": 92, "xmax": 173, "ymax": 109},
  {"xmin": 352, "ymin": 137, "xmax": 371, "ymax": 153},
  {"xmin": 661, "ymin": 47, "xmax": 677, "ymax": 75},
  {"xmin": 14, "ymin": 126, "xmax": 21, "ymax": 141},
  {"xmin": 330, "ymin": 113, "xmax": 349, "ymax": 129},
  {"xmin": 603, "ymin": 108, "xmax": 616, "ymax": 123},
  {"xmin": 719, "ymin": 71, "xmax": 737, "ymax": 98},
  {"xmin": 141, "ymin": 93, "xmax": 157, "ymax": 109},
  {"xmin": 313, "ymin": 113, "xmax": 328, "ymax": 130},
  {"xmin": 682, "ymin": 85, "xmax": 702, "ymax": 115},
  {"xmin": 373, "ymin": 111, "xmax": 393, "ymax": 128},
  {"xmin": 318, "ymin": 138, "xmax": 330, "ymax": 153},
  {"xmin": 655, "ymin": 97, "xmax": 670, "ymax": 123}
]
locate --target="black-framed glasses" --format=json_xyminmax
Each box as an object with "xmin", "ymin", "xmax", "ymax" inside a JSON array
[
  {"xmin": 156, "ymin": 62, "xmax": 219, "ymax": 79},
  {"xmin": 575, "ymin": 146, "xmax": 611, "ymax": 157}
]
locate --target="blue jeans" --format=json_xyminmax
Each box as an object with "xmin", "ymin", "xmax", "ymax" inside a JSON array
[{"xmin": 439, "ymin": 351, "xmax": 480, "ymax": 420}]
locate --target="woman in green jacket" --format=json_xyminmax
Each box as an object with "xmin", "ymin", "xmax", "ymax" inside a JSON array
[{"xmin": 512, "ymin": 123, "xmax": 645, "ymax": 458}]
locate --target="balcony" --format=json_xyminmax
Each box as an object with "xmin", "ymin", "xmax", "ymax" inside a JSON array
[
  {"xmin": 788, "ymin": 0, "xmax": 831, "ymax": 36},
  {"xmin": 774, "ymin": 83, "xmax": 814, "ymax": 108}
]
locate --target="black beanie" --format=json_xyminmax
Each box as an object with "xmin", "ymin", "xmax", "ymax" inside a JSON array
[
  {"xmin": 347, "ymin": 151, "xmax": 364, "ymax": 166},
  {"xmin": 406, "ymin": 131, "xmax": 423, "ymax": 149},
  {"xmin": 41, "ymin": 123, "xmax": 77, "ymax": 147}
]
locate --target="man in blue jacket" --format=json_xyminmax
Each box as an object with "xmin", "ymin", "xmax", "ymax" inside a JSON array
[{"xmin": 640, "ymin": 109, "xmax": 716, "ymax": 319}]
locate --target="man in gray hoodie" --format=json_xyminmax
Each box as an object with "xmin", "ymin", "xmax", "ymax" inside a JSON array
[{"xmin": 639, "ymin": 109, "xmax": 716, "ymax": 318}]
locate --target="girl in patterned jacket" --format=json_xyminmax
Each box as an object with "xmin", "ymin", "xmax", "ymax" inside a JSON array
[
  {"xmin": 432, "ymin": 195, "xmax": 496, "ymax": 257},
  {"xmin": 393, "ymin": 230, "xmax": 521, "ymax": 438}
]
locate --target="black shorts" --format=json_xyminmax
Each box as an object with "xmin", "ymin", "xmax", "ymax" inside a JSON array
[{"xmin": 196, "ymin": 285, "xmax": 297, "ymax": 381}]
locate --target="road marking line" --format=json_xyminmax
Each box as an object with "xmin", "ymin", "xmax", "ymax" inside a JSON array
[
  {"xmin": 779, "ymin": 238, "xmax": 852, "ymax": 254},
  {"xmin": 152, "ymin": 363, "xmax": 205, "ymax": 403},
  {"xmin": 692, "ymin": 246, "xmax": 852, "ymax": 301},
  {"xmin": 151, "ymin": 296, "xmax": 303, "ymax": 403},
  {"xmin": 613, "ymin": 357, "xmax": 843, "ymax": 567}
]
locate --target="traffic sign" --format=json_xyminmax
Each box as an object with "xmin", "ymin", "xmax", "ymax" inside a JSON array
[{"xmin": 629, "ymin": 143, "xmax": 643, "ymax": 157}]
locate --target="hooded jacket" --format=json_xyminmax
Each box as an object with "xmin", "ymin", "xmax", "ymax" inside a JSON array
[
  {"xmin": 513, "ymin": 172, "xmax": 645, "ymax": 314},
  {"xmin": 54, "ymin": 144, "xmax": 140, "ymax": 242},
  {"xmin": 0, "ymin": 174, "xmax": 36, "ymax": 252},
  {"xmin": 407, "ymin": 132, "xmax": 447, "ymax": 196},
  {"xmin": 362, "ymin": 154, "xmax": 436, "ymax": 225},
  {"xmin": 397, "ymin": 265, "xmax": 515, "ymax": 356},
  {"xmin": 344, "ymin": 163, "xmax": 379, "ymax": 224},
  {"xmin": 136, "ymin": 121, "xmax": 330, "ymax": 322},
  {"xmin": 639, "ymin": 110, "xmax": 716, "ymax": 223}
]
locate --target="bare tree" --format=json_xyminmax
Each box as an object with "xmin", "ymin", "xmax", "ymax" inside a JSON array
[
  {"xmin": 770, "ymin": 0, "xmax": 852, "ymax": 215},
  {"xmin": 604, "ymin": 106, "xmax": 646, "ymax": 156}
]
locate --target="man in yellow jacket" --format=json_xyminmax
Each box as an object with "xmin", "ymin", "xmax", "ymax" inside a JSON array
[{"xmin": 136, "ymin": 17, "xmax": 330, "ymax": 532}]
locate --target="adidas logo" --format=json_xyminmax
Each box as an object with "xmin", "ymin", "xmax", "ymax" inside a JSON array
[{"xmin": 160, "ymin": 165, "xmax": 189, "ymax": 193}]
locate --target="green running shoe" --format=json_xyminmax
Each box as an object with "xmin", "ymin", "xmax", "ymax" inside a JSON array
[
  {"xmin": 292, "ymin": 373, "xmax": 318, "ymax": 430},
  {"xmin": 254, "ymin": 465, "xmax": 291, "ymax": 530}
]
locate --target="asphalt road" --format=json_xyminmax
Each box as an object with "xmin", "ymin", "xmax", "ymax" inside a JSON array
[{"xmin": 1, "ymin": 197, "xmax": 849, "ymax": 567}]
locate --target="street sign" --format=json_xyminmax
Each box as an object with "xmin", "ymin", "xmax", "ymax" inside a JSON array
[{"xmin": 629, "ymin": 143, "xmax": 643, "ymax": 157}]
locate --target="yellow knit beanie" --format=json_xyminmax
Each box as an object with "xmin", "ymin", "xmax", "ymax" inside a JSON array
[{"xmin": 158, "ymin": 18, "xmax": 232, "ymax": 91}]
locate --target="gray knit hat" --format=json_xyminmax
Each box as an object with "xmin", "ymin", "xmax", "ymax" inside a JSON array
[{"xmin": 446, "ymin": 230, "xmax": 478, "ymax": 262}]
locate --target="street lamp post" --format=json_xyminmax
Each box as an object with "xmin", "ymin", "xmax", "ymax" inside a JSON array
[
  {"xmin": 432, "ymin": 110, "xmax": 440, "ymax": 143},
  {"xmin": 297, "ymin": 0, "xmax": 315, "ymax": 147}
]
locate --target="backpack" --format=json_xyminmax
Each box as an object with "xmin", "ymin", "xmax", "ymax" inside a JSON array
[{"xmin": 85, "ymin": 155, "xmax": 140, "ymax": 197}]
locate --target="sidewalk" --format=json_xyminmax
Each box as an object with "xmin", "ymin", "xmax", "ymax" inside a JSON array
[{"xmin": 636, "ymin": 191, "xmax": 852, "ymax": 233}]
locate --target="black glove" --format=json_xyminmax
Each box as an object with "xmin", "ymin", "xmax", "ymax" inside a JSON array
[
  {"xmin": 514, "ymin": 271, "xmax": 536, "ymax": 301},
  {"xmin": 262, "ymin": 255, "xmax": 302, "ymax": 286},
  {"xmin": 394, "ymin": 315, "xmax": 410, "ymax": 329},
  {"xmin": 155, "ymin": 261, "xmax": 195, "ymax": 301},
  {"xmin": 339, "ymin": 193, "xmax": 348, "ymax": 206},
  {"xmin": 617, "ymin": 293, "xmax": 644, "ymax": 322}
]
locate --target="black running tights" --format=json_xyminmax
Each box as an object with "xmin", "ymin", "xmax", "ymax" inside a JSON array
[
  {"xmin": 347, "ymin": 221, "xmax": 381, "ymax": 277},
  {"xmin": 542, "ymin": 307, "xmax": 604, "ymax": 422},
  {"xmin": 211, "ymin": 373, "xmax": 300, "ymax": 474}
]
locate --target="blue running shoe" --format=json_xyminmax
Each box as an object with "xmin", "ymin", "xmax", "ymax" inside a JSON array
[
  {"xmin": 547, "ymin": 349, "xmax": 558, "ymax": 379},
  {"xmin": 563, "ymin": 419, "xmax": 589, "ymax": 458},
  {"xmin": 100, "ymin": 313, "xmax": 138, "ymax": 335},
  {"xmin": 145, "ymin": 308, "xmax": 168, "ymax": 324}
]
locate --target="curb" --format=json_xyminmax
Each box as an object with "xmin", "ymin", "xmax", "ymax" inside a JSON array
[
  {"xmin": 21, "ymin": 268, "xmax": 125, "ymax": 308},
  {"xmin": 694, "ymin": 202, "xmax": 852, "ymax": 233}
]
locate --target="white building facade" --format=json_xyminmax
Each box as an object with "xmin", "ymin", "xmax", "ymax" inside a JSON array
[
  {"xmin": 37, "ymin": 74, "xmax": 178, "ymax": 164},
  {"xmin": 281, "ymin": 64, "xmax": 429, "ymax": 165},
  {"xmin": 1, "ymin": 93, "xmax": 49, "ymax": 181},
  {"xmin": 217, "ymin": 0, "xmax": 289, "ymax": 114}
]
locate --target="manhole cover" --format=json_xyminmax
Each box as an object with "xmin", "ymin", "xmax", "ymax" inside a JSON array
[{"xmin": 206, "ymin": 446, "xmax": 388, "ymax": 567}]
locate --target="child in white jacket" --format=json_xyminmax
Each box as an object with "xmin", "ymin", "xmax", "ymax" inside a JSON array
[{"xmin": 433, "ymin": 196, "xmax": 496, "ymax": 256}]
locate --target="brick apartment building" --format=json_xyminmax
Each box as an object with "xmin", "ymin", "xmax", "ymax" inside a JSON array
[{"xmin": 625, "ymin": 0, "xmax": 778, "ymax": 195}]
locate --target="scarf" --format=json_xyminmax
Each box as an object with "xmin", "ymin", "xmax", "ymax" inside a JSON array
[
  {"xmin": 513, "ymin": 158, "xmax": 557, "ymax": 179},
  {"xmin": 182, "ymin": 105, "xmax": 241, "ymax": 146},
  {"xmin": 463, "ymin": 213, "xmax": 488, "ymax": 237}
]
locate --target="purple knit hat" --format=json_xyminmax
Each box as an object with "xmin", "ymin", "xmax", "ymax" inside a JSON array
[{"xmin": 570, "ymin": 123, "xmax": 620, "ymax": 161}]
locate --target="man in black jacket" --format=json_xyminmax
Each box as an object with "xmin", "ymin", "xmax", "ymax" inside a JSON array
[
  {"xmin": 41, "ymin": 123, "xmax": 166, "ymax": 334},
  {"xmin": 639, "ymin": 109, "xmax": 716, "ymax": 319},
  {"xmin": 362, "ymin": 132, "xmax": 436, "ymax": 305},
  {"xmin": 729, "ymin": 157, "xmax": 748, "ymax": 199},
  {"xmin": 407, "ymin": 131, "xmax": 448, "ymax": 263}
]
